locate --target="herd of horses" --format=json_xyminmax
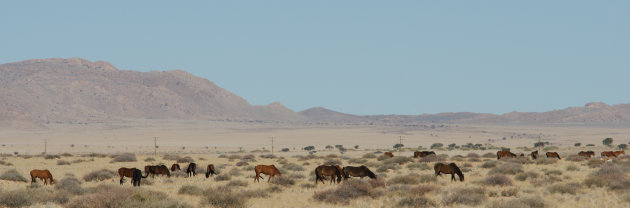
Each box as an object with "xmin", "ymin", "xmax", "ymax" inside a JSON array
[
  {"xmin": 496, "ymin": 150, "xmax": 625, "ymax": 160},
  {"xmin": 26, "ymin": 149, "xmax": 623, "ymax": 187}
]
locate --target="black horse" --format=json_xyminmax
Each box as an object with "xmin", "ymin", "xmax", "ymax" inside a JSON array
[
  {"xmin": 186, "ymin": 163, "xmax": 197, "ymax": 177},
  {"xmin": 342, "ymin": 166, "xmax": 376, "ymax": 180}
]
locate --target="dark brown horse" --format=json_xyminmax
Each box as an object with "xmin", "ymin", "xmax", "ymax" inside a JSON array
[
  {"xmin": 186, "ymin": 163, "xmax": 197, "ymax": 177},
  {"xmin": 171, "ymin": 164, "xmax": 181, "ymax": 171},
  {"xmin": 315, "ymin": 165, "xmax": 342, "ymax": 184},
  {"xmin": 531, "ymin": 150, "xmax": 538, "ymax": 160},
  {"xmin": 414, "ymin": 151, "xmax": 436, "ymax": 158},
  {"xmin": 205, "ymin": 164, "xmax": 216, "ymax": 178},
  {"xmin": 342, "ymin": 166, "xmax": 376, "ymax": 180},
  {"xmin": 384, "ymin": 152, "xmax": 394, "ymax": 157},
  {"xmin": 254, "ymin": 165, "xmax": 281, "ymax": 183},
  {"xmin": 497, "ymin": 150, "xmax": 517, "ymax": 160},
  {"xmin": 30, "ymin": 169, "xmax": 54, "ymax": 185},
  {"xmin": 578, "ymin": 151, "xmax": 595, "ymax": 158},
  {"xmin": 434, "ymin": 163, "xmax": 464, "ymax": 182},
  {"xmin": 546, "ymin": 152, "xmax": 561, "ymax": 160},
  {"xmin": 602, "ymin": 151, "xmax": 616, "ymax": 158},
  {"xmin": 119, "ymin": 167, "xmax": 146, "ymax": 186},
  {"xmin": 144, "ymin": 165, "xmax": 171, "ymax": 178}
]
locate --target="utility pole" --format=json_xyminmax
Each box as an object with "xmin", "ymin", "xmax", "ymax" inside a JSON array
[
  {"xmin": 271, "ymin": 136, "xmax": 275, "ymax": 155},
  {"xmin": 153, "ymin": 137, "xmax": 158, "ymax": 155}
]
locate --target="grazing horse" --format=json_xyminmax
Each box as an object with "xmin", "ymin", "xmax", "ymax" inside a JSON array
[
  {"xmin": 546, "ymin": 152, "xmax": 561, "ymax": 160},
  {"xmin": 186, "ymin": 163, "xmax": 197, "ymax": 177},
  {"xmin": 171, "ymin": 164, "xmax": 181, "ymax": 171},
  {"xmin": 497, "ymin": 150, "xmax": 517, "ymax": 160},
  {"xmin": 531, "ymin": 150, "xmax": 538, "ymax": 160},
  {"xmin": 119, "ymin": 167, "xmax": 135, "ymax": 184},
  {"xmin": 434, "ymin": 163, "xmax": 464, "ymax": 182},
  {"xmin": 414, "ymin": 151, "xmax": 436, "ymax": 158},
  {"xmin": 254, "ymin": 165, "xmax": 281, "ymax": 183},
  {"xmin": 144, "ymin": 165, "xmax": 171, "ymax": 178},
  {"xmin": 131, "ymin": 169, "xmax": 144, "ymax": 187},
  {"xmin": 384, "ymin": 152, "xmax": 394, "ymax": 157},
  {"xmin": 614, "ymin": 151, "xmax": 626, "ymax": 157},
  {"xmin": 342, "ymin": 166, "xmax": 376, "ymax": 180},
  {"xmin": 315, "ymin": 165, "xmax": 342, "ymax": 184},
  {"xmin": 30, "ymin": 169, "xmax": 54, "ymax": 185},
  {"xmin": 602, "ymin": 151, "xmax": 616, "ymax": 158},
  {"xmin": 205, "ymin": 164, "xmax": 216, "ymax": 178},
  {"xmin": 578, "ymin": 151, "xmax": 595, "ymax": 158}
]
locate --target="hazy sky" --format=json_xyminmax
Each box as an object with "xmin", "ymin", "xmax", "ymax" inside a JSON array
[{"xmin": 1, "ymin": 1, "xmax": 628, "ymax": 115}]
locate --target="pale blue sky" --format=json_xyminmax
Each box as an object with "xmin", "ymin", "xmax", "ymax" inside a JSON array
[{"xmin": 1, "ymin": 1, "xmax": 628, "ymax": 115}]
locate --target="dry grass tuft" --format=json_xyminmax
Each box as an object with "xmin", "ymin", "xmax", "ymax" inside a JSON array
[
  {"xmin": 490, "ymin": 162, "xmax": 523, "ymax": 175},
  {"xmin": 83, "ymin": 169, "xmax": 117, "ymax": 182},
  {"xmin": 388, "ymin": 174, "xmax": 421, "ymax": 185},
  {"xmin": 203, "ymin": 186, "xmax": 246, "ymax": 208},
  {"xmin": 489, "ymin": 196, "xmax": 547, "ymax": 208},
  {"xmin": 178, "ymin": 185, "xmax": 204, "ymax": 196},
  {"xmin": 271, "ymin": 176, "xmax": 296, "ymax": 187},
  {"xmin": 484, "ymin": 174, "xmax": 513, "ymax": 186},
  {"xmin": 442, "ymin": 187, "xmax": 486, "ymax": 206},
  {"xmin": 109, "ymin": 153, "xmax": 136, "ymax": 163},
  {"xmin": 57, "ymin": 160, "xmax": 71, "ymax": 165},
  {"xmin": 0, "ymin": 169, "xmax": 28, "ymax": 182},
  {"xmin": 410, "ymin": 184, "xmax": 440, "ymax": 195},
  {"xmin": 56, "ymin": 175, "xmax": 85, "ymax": 195},
  {"xmin": 480, "ymin": 160, "xmax": 498, "ymax": 168},
  {"xmin": 313, "ymin": 180, "xmax": 383, "ymax": 204},
  {"xmin": 548, "ymin": 182, "xmax": 581, "ymax": 195},
  {"xmin": 397, "ymin": 196, "xmax": 437, "ymax": 207},
  {"xmin": 515, "ymin": 171, "xmax": 539, "ymax": 181},
  {"xmin": 363, "ymin": 153, "xmax": 377, "ymax": 159}
]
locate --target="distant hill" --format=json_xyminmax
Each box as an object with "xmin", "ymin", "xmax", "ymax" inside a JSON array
[{"xmin": 0, "ymin": 58, "xmax": 628, "ymax": 129}]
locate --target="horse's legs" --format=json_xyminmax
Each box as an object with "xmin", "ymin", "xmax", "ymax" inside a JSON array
[
  {"xmin": 120, "ymin": 176, "xmax": 124, "ymax": 185},
  {"xmin": 254, "ymin": 172, "xmax": 259, "ymax": 183},
  {"xmin": 31, "ymin": 175, "xmax": 35, "ymax": 184},
  {"xmin": 267, "ymin": 174, "xmax": 272, "ymax": 183},
  {"xmin": 451, "ymin": 173, "xmax": 455, "ymax": 182}
]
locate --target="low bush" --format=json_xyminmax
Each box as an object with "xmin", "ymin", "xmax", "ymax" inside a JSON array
[
  {"xmin": 0, "ymin": 189, "xmax": 33, "ymax": 207},
  {"xmin": 442, "ymin": 187, "xmax": 486, "ymax": 206},
  {"xmin": 545, "ymin": 169, "xmax": 562, "ymax": 176},
  {"xmin": 480, "ymin": 161, "xmax": 498, "ymax": 168},
  {"xmin": 490, "ymin": 163, "xmax": 523, "ymax": 175},
  {"xmin": 565, "ymin": 154, "xmax": 586, "ymax": 162},
  {"xmin": 313, "ymin": 180, "xmax": 383, "ymax": 204},
  {"xmin": 323, "ymin": 159, "xmax": 342, "ymax": 166},
  {"xmin": 501, "ymin": 188, "xmax": 519, "ymax": 197},
  {"xmin": 57, "ymin": 160, "xmax": 71, "ymax": 165},
  {"xmin": 178, "ymin": 185, "xmax": 204, "ymax": 196},
  {"xmin": 203, "ymin": 187, "xmax": 246, "ymax": 208},
  {"xmin": 363, "ymin": 153, "xmax": 377, "ymax": 159},
  {"xmin": 348, "ymin": 158, "xmax": 367, "ymax": 164},
  {"xmin": 377, "ymin": 155, "xmax": 390, "ymax": 161},
  {"xmin": 482, "ymin": 152, "xmax": 496, "ymax": 158},
  {"xmin": 83, "ymin": 169, "xmax": 117, "ymax": 182},
  {"xmin": 383, "ymin": 156, "xmax": 413, "ymax": 165},
  {"xmin": 566, "ymin": 164, "xmax": 580, "ymax": 171},
  {"xmin": 548, "ymin": 182, "xmax": 581, "ymax": 195},
  {"xmin": 56, "ymin": 176, "xmax": 85, "ymax": 195},
  {"xmin": 419, "ymin": 174, "xmax": 437, "ymax": 183},
  {"xmin": 235, "ymin": 161, "xmax": 249, "ymax": 167},
  {"xmin": 109, "ymin": 153, "xmax": 136, "ymax": 163},
  {"xmin": 271, "ymin": 176, "xmax": 295, "ymax": 187},
  {"xmin": 226, "ymin": 180, "xmax": 248, "ymax": 187},
  {"xmin": 45, "ymin": 154, "xmax": 61, "ymax": 159},
  {"xmin": 418, "ymin": 155, "xmax": 440, "ymax": 163},
  {"xmin": 535, "ymin": 158, "xmax": 558, "ymax": 165},
  {"xmin": 177, "ymin": 156, "xmax": 194, "ymax": 163},
  {"xmin": 467, "ymin": 153, "xmax": 480, "ymax": 158},
  {"xmin": 515, "ymin": 171, "xmax": 539, "ymax": 181},
  {"xmin": 397, "ymin": 196, "xmax": 436, "ymax": 207},
  {"xmin": 388, "ymin": 174, "xmax": 421, "ymax": 185},
  {"xmin": 0, "ymin": 169, "xmax": 27, "ymax": 182},
  {"xmin": 283, "ymin": 163, "xmax": 304, "ymax": 171},
  {"xmin": 489, "ymin": 196, "xmax": 547, "ymax": 208},
  {"xmin": 377, "ymin": 163, "xmax": 398, "ymax": 173},
  {"xmin": 484, "ymin": 174, "xmax": 513, "ymax": 186},
  {"xmin": 215, "ymin": 174, "xmax": 231, "ymax": 181},
  {"xmin": 300, "ymin": 183, "xmax": 316, "ymax": 189},
  {"xmin": 259, "ymin": 154, "xmax": 277, "ymax": 159}
]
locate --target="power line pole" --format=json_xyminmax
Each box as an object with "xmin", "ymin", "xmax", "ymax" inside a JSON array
[
  {"xmin": 271, "ymin": 136, "xmax": 275, "ymax": 155},
  {"xmin": 153, "ymin": 137, "xmax": 158, "ymax": 155}
]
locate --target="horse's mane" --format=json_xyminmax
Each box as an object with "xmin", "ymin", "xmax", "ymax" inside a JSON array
[
  {"xmin": 448, "ymin": 163, "xmax": 464, "ymax": 181},
  {"xmin": 361, "ymin": 166, "xmax": 376, "ymax": 179}
]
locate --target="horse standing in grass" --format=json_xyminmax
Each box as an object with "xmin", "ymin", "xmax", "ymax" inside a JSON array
[
  {"xmin": 497, "ymin": 150, "xmax": 517, "ymax": 160},
  {"xmin": 614, "ymin": 151, "xmax": 625, "ymax": 157},
  {"xmin": 434, "ymin": 163, "xmax": 464, "ymax": 182},
  {"xmin": 171, "ymin": 164, "xmax": 181, "ymax": 171},
  {"xmin": 315, "ymin": 165, "xmax": 342, "ymax": 185},
  {"xmin": 342, "ymin": 166, "xmax": 376, "ymax": 180},
  {"xmin": 254, "ymin": 165, "xmax": 281, "ymax": 183},
  {"xmin": 602, "ymin": 151, "xmax": 616, "ymax": 158},
  {"xmin": 205, "ymin": 164, "xmax": 216, "ymax": 178},
  {"xmin": 384, "ymin": 152, "xmax": 394, "ymax": 157},
  {"xmin": 578, "ymin": 151, "xmax": 595, "ymax": 158},
  {"xmin": 546, "ymin": 152, "xmax": 561, "ymax": 159},
  {"xmin": 186, "ymin": 163, "xmax": 197, "ymax": 177},
  {"xmin": 144, "ymin": 165, "xmax": 171, "ymax": 178},
  {"xmin": 30, "ymin": 169, "xmax": 54, "ymax": 185},
  {"xmin": 414, "ymin": 151, "xmax": 436, "ymax": 158},
  {"xmin": 531, "ymin": 150, "xmax": 538, "ymax": 160},
  {"xmin": 131, "ymin": 169, "xmax": 144, "ymax": 187}
]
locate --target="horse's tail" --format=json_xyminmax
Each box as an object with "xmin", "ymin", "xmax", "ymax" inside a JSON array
[
  {"xmin": 314, "ymin": 168, "xmax": 321, "ymax": 184},
  {"xmin": 450, "ymin": 163, "xmax": 464, "ymax": 181},
  {"xmin": 143, "ymin": 170, "xmax": 150, "ymax": 178},
  {"xmin": 334, "ymin": 168, "xmax": 342, "ymax": 183}
]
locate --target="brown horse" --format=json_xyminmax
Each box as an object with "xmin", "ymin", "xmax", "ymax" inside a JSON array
[
  {"xmin": 434, "ymin": 163, "xmax": 464, "ymax": 182},
  {"xmin": 614, "ymin": 151, "xmax": 626, "ymax": 157},
  {"xmin": 578, "ymin": 151, "xmax": 595, "ymax": 158},
  {"xmin": 171, "ymin": 164, "xmax": 181, "ymax": 171},
  {"xmin": 254, "ymin": 165, "xmax": 281, "ymax": 183},
  {"xmin": 205, "ymin": 164, "xmax": 216, "ymax": 178},
  {"xmin": 602, "ymin": 151, "xmax": 616, "ymax": 158},
  {"xmin": 186, "ymin": 163, "xmax": 197, "ymax": 177},
  {"xmin": 342, "ymin": 166, "xmax": 376, "ymax": 180},
  {"xmin": 497, "ymin": 150, "xmax": 516, "ymax": 160},
  {"xmin": 384, "ymin": 152, "xmax": 394, "ymax": 157},
  {"xmin": 30, "ymin": 169, "xmax": 54, "ymax": 185},
  {"xmin": 546, "ymin": 152, "xmax": 561, "ymax": 159},
  {"xmin": 119, "ymin": 167, "xmax": 146, "ymax": 186},
  {"xmin": 144, "ymin": 165, "xmax": 170, "ymax": 178},
  {"xmin": 315, "ymin": 165, "xmax": 342, "ymax": 184},
  {"xmin": 531, "ymin": 150, "xmax": 538, "ymax": 160},
  {"xmin": 414, "ymin": 151, "xmax": 436, "ymax": 158}
]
